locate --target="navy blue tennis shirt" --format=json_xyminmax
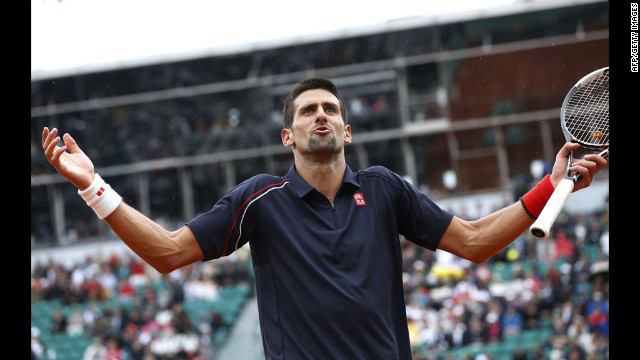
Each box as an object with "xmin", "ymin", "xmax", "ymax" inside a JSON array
[{"xmin": 186, "ymin": 164, "xmax": 453, "ymax": 359}]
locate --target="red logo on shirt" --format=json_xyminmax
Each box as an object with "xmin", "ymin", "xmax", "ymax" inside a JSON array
[{"xmin": 353, "ymin": 193, "xmax": 366, "ymax": 206}]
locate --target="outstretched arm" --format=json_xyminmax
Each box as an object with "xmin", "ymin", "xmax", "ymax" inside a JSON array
[
  {"xmin": 42, "ymin": 127, "xmax": 204, "ymax": 273},
  {"xmin": 437, "ymin": 142, "xmax": 609, "ymax": 263}
]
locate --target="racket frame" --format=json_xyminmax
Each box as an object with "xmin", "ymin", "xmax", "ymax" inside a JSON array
[{"xmin": 529, "ymin": 67, "xmax": 609, "ymax": 239}]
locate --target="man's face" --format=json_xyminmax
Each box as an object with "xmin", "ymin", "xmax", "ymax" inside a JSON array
[{"xmin": 282, "ymin": 88, "xmax": 351, "ymax": 155}]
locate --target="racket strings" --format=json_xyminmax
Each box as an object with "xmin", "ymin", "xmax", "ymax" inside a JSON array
[{"xmin": 564, "ymin": 72, "xmax": 609, "ymax": 147}]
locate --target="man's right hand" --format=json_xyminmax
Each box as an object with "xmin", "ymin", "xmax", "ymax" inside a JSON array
[{"xmin": 42, "ymin": 127, "xmax": 96, "ymax": 190}]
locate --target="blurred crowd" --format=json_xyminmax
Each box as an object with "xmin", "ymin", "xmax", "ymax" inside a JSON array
[
  {"xmin": 31, "ymin": 248, "xmax": 253, "ymax": 360},
  {"xmin": 31, "ymin": 203, "xmax": 609, "ymax": 360},
  {"xmin": 401, "ymin": 208, "xmax": 609, "ymax": 360}
]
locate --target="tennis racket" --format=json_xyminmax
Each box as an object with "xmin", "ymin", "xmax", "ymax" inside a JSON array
[{"xmin": 529, "ymin": 67, "xmax": 609, "ymax": 239}]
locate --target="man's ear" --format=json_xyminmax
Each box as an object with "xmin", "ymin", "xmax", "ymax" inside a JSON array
[
  {"xmin": 343, "ymin": 124, "xmax": 352, "ymax": 144},
  {"xmin": 282, "ymin": 128, "xmax": 294, "ymax": 147}
]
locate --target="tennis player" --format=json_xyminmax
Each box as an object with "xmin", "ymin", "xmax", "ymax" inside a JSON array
[{"xmin": 41, "ymin": 77, "xmax": 608, "ymax": 359}]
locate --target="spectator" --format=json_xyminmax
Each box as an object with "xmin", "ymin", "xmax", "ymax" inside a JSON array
[
  {"xmin": 567, "ymin": 341, "xmax": 586, "ymax": 360},
  {"xmin": 104, "ymin": 336, "xmax": 123, "ymax": 360},
  {"xmin": 209, "ymin": 309, "xmax": 229, "ymax": 343},
  {"xmin": 501, "ymin": 304, "xmax": 523, "ymax": 336},
  {"xmin": 117, "ymin": 278, "xmax": 137, "ymax": 301},
  {"xmin": 466, "ymin": 315, "xmax": 486, "ymax": 346},
  {"xmin": 585, "ymin": 216, "xmax": 602, "ymax": 245},
  {"xmin": 83, "ymin": 335, "xmax": 107, "ymax": 360},
  {"xmin": 129, "ymin": 258, "xmax": 148, "ymax": 288},
  {"xmin": 586, "ymin": 306, "xmax": 608, "ymax": 337},
  {"xmin": 585, "ymin": 291, "xmax": 608, "ymax": 336},
  {"xmin": 97, "ymin": 264, "xmax": 119, "ymax": 298},
  {"xmin": 184, "ymin": 272, "xmax": 219, "ymax": 301},
  {"xmin": 51, "ymin": 309, "xmax": 68, "ymax": 334},
  {"xmin": 82, "ymin": 302, "xmax": 101, "ymax": 331},
  {"xmin": 31, "ymin": 327, "xmax": 46, "ymax": 359},
  {"xmin": 599, "ymin": 229, "xmax": 609, "ymax": 258},
  {"xmin": 67, "ymin": 308, "xmax": 85, "ymax": 335},
  {"xmin": 554, "ymin": 228, "xmax": 575, "ymax": 260},
  {"xmin": 82, "ymin": 275, "xmax": 108, "ymax": 302},
  {"xmin": 125, "ymin": 337, "xmax": 146, "ymax": 360},
  {"xmin": 171, "ymin": 303, "xmax": 192, "ymax": 334},
  {"xmin": 407, "ymin": 318, "xmax": 421, "ymax": 346},
  {"xmin": 567, "ymin": 315, "xmax": 595, "ymax": 355}
]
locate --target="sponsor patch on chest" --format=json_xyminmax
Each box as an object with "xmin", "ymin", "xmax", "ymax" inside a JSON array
[{"xmin": 353, "ymin": 193, "xmax": 366, "ymax": 206}]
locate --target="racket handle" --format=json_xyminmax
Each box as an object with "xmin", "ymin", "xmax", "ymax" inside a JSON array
[{"xmin": 529, "ymin": 178, "xmax": 575, "ymax": 239}]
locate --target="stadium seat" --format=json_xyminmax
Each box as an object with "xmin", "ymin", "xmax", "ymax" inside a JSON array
[{"xmin": 491, "ymin": 261, "xmax": 513, "ymax": 281}]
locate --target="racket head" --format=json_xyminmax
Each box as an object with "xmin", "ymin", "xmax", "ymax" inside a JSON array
[{"xmin": 560, "ymin": 67, "xmax": 609, "ymax": 151}]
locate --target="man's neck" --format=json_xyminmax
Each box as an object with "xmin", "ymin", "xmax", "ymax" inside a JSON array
[{"xmin": 294, "ymin": 154, "xmax": 346, "ymax": 203}]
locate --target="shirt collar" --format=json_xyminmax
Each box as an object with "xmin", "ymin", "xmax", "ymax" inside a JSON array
[{"xmin": 285, "ymin": 163, "xmax": 360, "ymax": 198}]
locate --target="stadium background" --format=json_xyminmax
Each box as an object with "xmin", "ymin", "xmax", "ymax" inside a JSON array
[{"xmin": 30, "ymin": 0, "xmax": 610, "ymax": 359}]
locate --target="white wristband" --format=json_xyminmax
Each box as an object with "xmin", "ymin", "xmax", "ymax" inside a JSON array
[{"xmin": 78, "ymin": 173, "xmax": 122, "ymax": 219}]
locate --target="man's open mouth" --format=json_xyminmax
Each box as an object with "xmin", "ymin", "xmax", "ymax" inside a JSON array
[{"xmin": 313, "ymin": 126, "xmax": 331, "ymax": 135}]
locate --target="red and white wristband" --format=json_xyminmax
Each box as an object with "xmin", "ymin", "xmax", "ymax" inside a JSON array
[
  {"xmin": 78, "ymin": 173, "xmax": 122, "ymax": 219},
  {"xmin": 520, "ymin": 174, "xmax": 555, "ymax": 219}
]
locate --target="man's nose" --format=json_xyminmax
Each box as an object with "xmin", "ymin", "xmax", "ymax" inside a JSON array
[{"xmin": 315, "ymin": 108, "xmax": 327, "ymax": 122}]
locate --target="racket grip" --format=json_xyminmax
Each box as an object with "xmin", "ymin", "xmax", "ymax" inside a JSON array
[{"xmin": 529, "ymin": 178, "xmax": 575, "ymax": 239}]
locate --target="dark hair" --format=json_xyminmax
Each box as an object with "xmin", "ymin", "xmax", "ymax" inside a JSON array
[{"xmin": 282, "ymin": 77, "xmax": 348, "ymax": 129}]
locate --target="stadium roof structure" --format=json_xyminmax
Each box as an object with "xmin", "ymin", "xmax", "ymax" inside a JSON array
[{"xmin": 31, "ymin": 0, "xmax": 605, "ymax": 81}]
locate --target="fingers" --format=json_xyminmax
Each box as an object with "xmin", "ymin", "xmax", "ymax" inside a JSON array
[
  {"xmin": 584, "ymin": 151, "xmax": 609, "ymax": 170},
  {"xmin": 42, "ymin": 127, "xmax": 71, "ymax": 164},
  {"xmin": 43, "ymin": 128, "xmax": 62, "ymax": 157},
  {"xmin": 42, "ymin": 127, "xmax": 49, "ymax": 146},
  {"xmin": 571, "ymin": 160, "xmax": 593, "ymax": 184},
  {"xmin": 573, "ymin": 150, "xmax": 609, "ymax": 177},
  {"xmin": 42, "ymin": 127, "xmax": 59, "ymax": 151},
  {"xmin": 571, "ymin": 151, "xmax": 609, "ymax": 191},
  {"xmin": 550, "ymin": 142, "xmax": 579, "ymax": 187},
  {"xmin": 62, "ymin": 133, "xmax": 81, "ymax": 154},
  {"xmin": 42, "ymin": 127, "xmax": 54, "ymax": 150},
  {"xmin": 552, "ymin": 142, "xmax": 609, "ymax": 190},
  {"xmin": 556, "ymin": 142, "xmax": 580, "ymax": 161}
]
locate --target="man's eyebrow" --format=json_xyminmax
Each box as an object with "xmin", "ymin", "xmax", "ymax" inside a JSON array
[
  {"xmin": 298, "ymin": 101, "xmax": 339, "ymax": 111},
  {"xmin": 322, "ymin": 101, "xmax": 339, "ymax": 109}
]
